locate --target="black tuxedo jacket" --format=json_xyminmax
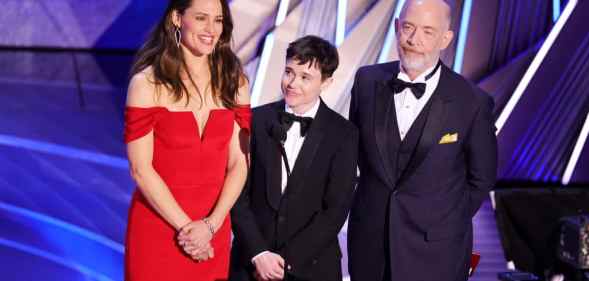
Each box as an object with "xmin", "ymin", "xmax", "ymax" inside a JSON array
[
  {"xmin": 347, "ymin": 61, "xmax": 497, "ymax": 281},
  {"xmin": 230, "ymin": 99, "xmax": 359, "ymax": 281}
]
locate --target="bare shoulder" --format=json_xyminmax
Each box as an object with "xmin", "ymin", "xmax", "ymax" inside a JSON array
[
  {"xmin": 236, "ymin": 75, "xmax": 250, "ymax": 105},
  {"xmin": 127, "ymin": 67, "xmax": 158, "ymax": 107}
]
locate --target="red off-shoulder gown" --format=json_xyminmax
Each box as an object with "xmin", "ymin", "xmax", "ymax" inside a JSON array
[{"xmin": 123, "ymin": 106, "xmax": 251, "ymax": 281}]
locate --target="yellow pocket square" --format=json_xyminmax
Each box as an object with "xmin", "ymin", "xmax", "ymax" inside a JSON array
[{"xmin": 439, "ymin": 133, "xmax": 458, "ymax": 144}]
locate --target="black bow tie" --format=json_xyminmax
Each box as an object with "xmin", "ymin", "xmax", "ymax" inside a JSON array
[
  {"xmin": 391, "ymin": 79, "xmax": 426, "ymax": 99},
  {"xmin": 279, "ymin": 111, "xmax": 313, "ymax": 137},
  {"xmin": 391, "ymin": 61, "xmax": 442, "ymax": 99}
]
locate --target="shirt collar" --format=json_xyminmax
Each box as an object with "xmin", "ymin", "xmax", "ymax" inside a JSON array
[
  {"xmin": 397, "ymin": 62, "xmax": 439, "ymax": 83},
  {"xmin": 285, "ymin": 98, "xmax": 320, "ymax": 118}
]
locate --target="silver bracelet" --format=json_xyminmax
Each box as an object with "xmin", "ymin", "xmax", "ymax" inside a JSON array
[{"xmin": 202, "ymin": 217, "xmax": 215, "ymax": 237}]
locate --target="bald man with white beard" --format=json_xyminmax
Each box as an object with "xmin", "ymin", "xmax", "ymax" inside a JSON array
[{"xmin": 347, "ymin": 1, "xmax": 497, "ymax": 280}]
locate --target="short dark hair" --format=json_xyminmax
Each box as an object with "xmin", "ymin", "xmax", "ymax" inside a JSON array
[{"xmin": 286, "ymin": 35, "xmax": 339, "ymax": 80}]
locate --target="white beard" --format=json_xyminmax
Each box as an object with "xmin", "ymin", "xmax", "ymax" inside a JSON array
[
  {"xmin": 397, "ymin": 45, "xmax": 439, "ymax": 76},
  {"xmin": 401, "ymin": 55, "xmax": 427, "ymax": 72}
]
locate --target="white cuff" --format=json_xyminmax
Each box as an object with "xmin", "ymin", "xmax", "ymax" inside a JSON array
[{"xmin": 251, "ymin": 250, "xmax": 271, "ymax": 264}]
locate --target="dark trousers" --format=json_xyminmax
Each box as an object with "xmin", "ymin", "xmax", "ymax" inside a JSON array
[{"xmin": 285, "ymin": 273, "xmax": 308, "ymax": 281}]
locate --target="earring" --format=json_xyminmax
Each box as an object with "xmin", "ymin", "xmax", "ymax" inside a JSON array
[{"xmin": 174, "ymin": 26, "xmax": 181, "ymax": 48}]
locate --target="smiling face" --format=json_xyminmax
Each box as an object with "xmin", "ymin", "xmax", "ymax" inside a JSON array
[
  {"xmin": 395, "ymin": 0, "xmax": 453, "ymax": 76},
  {"xmin": 172, "ymin": 0, "xmax": 224, "ymax": 56},
  {"xmin": 281, "ymin": 59, "xmax": 332, "ymax": 114}
]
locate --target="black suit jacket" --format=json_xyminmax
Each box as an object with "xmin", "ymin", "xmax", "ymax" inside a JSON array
[
  {"xmin": 230, "ymin": 99, "xmax": 359, "ymax": 281},
  {"xmin": 347, "ymin": 62, "xmax": 497, "ymax": 281}
]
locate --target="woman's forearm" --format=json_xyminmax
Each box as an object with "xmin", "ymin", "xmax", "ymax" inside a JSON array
[
  {"xmin": 207, "ymin": 159, "xmax": 248, "ymax": 231},
  {"xmin": 131, "ymin": 165, "xmax": 192, "ymax": 230},
  {"xmin": 207, "ymin": 122, "xmax": 249, "ymax": 231}
]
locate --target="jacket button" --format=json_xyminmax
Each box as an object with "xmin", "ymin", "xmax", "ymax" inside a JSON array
[
  {"xmin": 287, "ymin": 264, "xmax": 292, "ymax": 271},
  {"xmin": 278, "ymin": 216, "xmax": 286, "ymax": 223},
  {"xmin": 392, "ymin": 190, "xmax": 398, "ymax": 195},
  {"xmin": 312, "ymin": 259, "xmax": 318, "ymax": 265}
]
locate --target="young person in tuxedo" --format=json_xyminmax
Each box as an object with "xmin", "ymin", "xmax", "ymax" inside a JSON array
[
  {"xmin": 229, "ymin": 35, "xmax": 359, "ymax": 281},
  {"xmin": 347, "ymin": 1, "xmax": 497, "ymax": 281}
]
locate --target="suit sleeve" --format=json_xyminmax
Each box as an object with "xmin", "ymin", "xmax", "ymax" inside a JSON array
[
  {"xmin": 348, "ymin": 68, "xmax": 363, "ymax": 171},
  {"xmin": 348, "ymin": 67, "xmax": 362, "ymax": 125},
  {"xmin": 285, "ymin": 126, "xmax": 359, "ymax": 278},
  {"xmin": 230, "ymin": 121, "xmax": 271, "ymax": 263},
  {"xmin": 465, "ymin": 93, "xmax": 498, "ymax": 217}
]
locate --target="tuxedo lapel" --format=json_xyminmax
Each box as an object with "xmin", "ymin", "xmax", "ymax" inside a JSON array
[
  {"xmin": 284, "ymin": 100, "xmax": 327, "ymax": 196},
  {"xmin": 374, "ymin": 71, "xmax": 400, "ymax": 189},
  {"xmin": 264, "ymin": 102, "xmax": 285, "ymax": 210},
  {"xmin": 397, "ymin": 65, "xmax": 454, "ymax": 185}
]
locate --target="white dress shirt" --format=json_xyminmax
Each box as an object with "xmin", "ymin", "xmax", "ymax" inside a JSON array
[
  {"xmin": 281, "ymin": 98, "xmax": 320, "ymax": 193},
  {"xmin": 251, "ymin": 98, "xmax": 320, "ymax": 263},
  {"xmin": 394, "ymin": 63, "xmax": 441, "ymax": 140}
]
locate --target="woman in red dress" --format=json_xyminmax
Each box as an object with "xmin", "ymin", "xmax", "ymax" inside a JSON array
[{"xmin": 123, "ymin": 0, "xmax": 250, "ymax": 280}]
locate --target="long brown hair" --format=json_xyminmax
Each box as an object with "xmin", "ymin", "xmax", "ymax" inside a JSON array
[{"xmin": 131, "ymin": 0, "xmax": 246, "ymax": 108}]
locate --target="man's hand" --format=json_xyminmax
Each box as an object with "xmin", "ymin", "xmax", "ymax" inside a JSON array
[{"xmin": 252, "ymin": 252, "xmax": 284, "ymax": 280}]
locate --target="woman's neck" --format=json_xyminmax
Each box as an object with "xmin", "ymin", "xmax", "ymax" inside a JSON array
[{"xmin": 181, "ymin": 46, "xmax": 210, "ymax": 80}]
